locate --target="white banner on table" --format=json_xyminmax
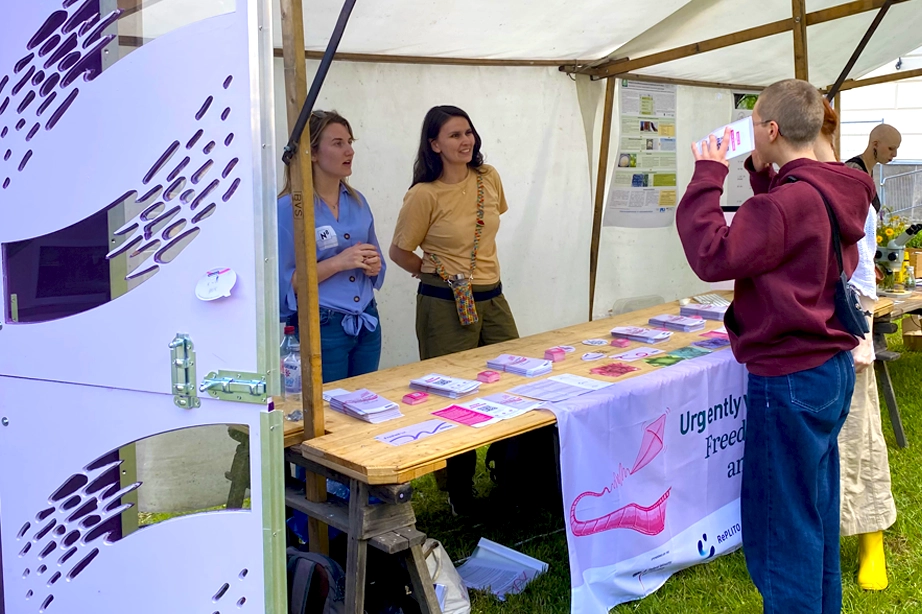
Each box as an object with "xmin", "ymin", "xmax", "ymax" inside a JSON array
[{"xmin": 550, "ymin": 350, "xmax": 748, "ymax": 613}]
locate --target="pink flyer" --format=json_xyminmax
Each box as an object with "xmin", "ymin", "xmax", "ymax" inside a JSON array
[{"xmin": 432, "ymin": 405, "xmax": 495, "ymax": 427}]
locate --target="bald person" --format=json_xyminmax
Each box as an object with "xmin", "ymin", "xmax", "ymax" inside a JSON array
[{"xmin": 846, "ymin": 124, "xmax": 902, "ymax": 212}]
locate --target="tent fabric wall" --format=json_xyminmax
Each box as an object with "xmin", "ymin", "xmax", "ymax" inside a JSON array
[
  {"xmin": 268, "ymin": 0, "xmax": 693, "ymax": 61},
  {"xmin": 259, "ymin": 0, "xmax": 922, "ymax": 367},
  {"xmin": 273, "ymin": 62, "xmax": 593, "ymax": 369},
  {"xmin": 123, "ymin": 1, "xmax": 922, "ymax": 88}
]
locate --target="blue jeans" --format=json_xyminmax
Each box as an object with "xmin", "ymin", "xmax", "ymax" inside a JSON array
[
  {"xmin": 319, "ymin": 302, "xmax": 382, "ymax": 383},
  {"xmin": 742, "ymin": 351, "xmax": 855, "ymax": 614}
]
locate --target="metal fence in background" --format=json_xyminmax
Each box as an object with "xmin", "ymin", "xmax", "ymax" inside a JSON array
[{"xmin": 880, "ymin": 161, "xmax": 922, "ymax": 222}]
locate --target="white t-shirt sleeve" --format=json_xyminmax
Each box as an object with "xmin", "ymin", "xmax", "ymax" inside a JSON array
[{"xmin": 849, "ymin": 207, "xmax": 878, "ymax": 301}]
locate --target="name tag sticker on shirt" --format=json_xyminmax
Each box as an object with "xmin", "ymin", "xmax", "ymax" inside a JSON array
[{"xmin": 316, "ymin": 225, "xmax": 338, "ymax": 250}]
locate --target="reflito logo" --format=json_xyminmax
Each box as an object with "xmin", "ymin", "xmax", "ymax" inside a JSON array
[{"xmin": 697, "ymin": 533, "xmax": 716, "ymax": 559}]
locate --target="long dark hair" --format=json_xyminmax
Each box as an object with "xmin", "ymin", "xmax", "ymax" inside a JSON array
[{"xmin": 411, "ymin": 105, "xmax": 483, "ymax": 187}]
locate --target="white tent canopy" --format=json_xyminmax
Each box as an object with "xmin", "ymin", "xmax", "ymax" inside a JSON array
[{"xmin": 121, "ymin": 0, "xmax": 922, "ymax": 369}]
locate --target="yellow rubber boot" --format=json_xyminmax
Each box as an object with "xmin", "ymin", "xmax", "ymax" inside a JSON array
[{"xmin": 857, "ymin": 531, "xmax": 888, "ymax": 591}]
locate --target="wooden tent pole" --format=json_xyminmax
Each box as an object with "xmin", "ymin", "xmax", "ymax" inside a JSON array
[
  {"xmin": 588, "ymin": 77, "xmax": 616, "ymax": 321},
  {"xmin": 566, "ymin": 0, "xmax": 912, "ymax": 78},
  {"xmin": 826, "ymin": 0, "xmax": 897, "ymax": 99},
  {"xmin": 279, "ymin": 0, "xmax": 329, "ymax": 554},
  {"xmin": 835, "ymin": 66, "xmax": 922, "ymax": 91},
  {"xmin": 792, "ymin": 0, "xmax": 809, "ymax": 80}
]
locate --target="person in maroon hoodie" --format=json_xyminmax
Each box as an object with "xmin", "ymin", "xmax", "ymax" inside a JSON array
[{"xmin": 676, "ymin": 79, "xmax": 875, "ymax": 614}]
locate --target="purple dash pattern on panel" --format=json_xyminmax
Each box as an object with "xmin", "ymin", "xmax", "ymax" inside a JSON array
[
  {"xmin": 16, "ymin": 452, "xmax": 139, "ymax": 612},
  {"xmin": 0, "ymin": 0, "xmax": 124, "ymax": 190},
  {"xmin": 105, "ymin": 75, "xmax": 240, "ymax": 285}
]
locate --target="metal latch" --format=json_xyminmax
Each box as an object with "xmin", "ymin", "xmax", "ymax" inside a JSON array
[
  {"xmin": 170, "ymin": 333, "xmax": 200, "ymax": 409},
  {"xmin": 200, "ymin": 371, "xmax": 268, "ymax": 404}
]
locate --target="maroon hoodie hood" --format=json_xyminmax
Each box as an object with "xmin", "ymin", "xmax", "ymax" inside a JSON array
[{"xmin": 676, "ymin": 158, "xmax": 875, "ymax": 377}]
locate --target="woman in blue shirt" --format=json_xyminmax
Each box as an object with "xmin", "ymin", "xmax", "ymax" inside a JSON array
[{"xmin": 278, "ymin": 110, "xmax": 385, "ymax": 382}]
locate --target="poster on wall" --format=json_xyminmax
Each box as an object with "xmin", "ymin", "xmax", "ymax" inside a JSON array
[
  {"xmin": 725, "ymin": 92, "xmax": 760, "ymax": 210},
  {"xmin": 603, "ymin": 80, "xmax": 678, "ymax": 228}
]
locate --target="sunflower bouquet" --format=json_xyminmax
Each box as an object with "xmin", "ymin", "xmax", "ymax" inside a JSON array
[
  {"xmin": 877, "ymin": 209, "xmax": 911, "ymax": 291},
  {"xmin": 877, "ymin": 210, "xmax": 909, "ymax": 248}
]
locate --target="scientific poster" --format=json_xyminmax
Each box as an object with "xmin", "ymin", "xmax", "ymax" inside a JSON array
[
  {"xmin": 725, "ymin": 92, "xmax": 759, "ymax": 210},
  {"xmin": 604, "ymin": 80, "xmax": 678, "ymax": 228}
]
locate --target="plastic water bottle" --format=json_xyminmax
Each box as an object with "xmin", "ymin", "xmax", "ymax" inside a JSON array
[{"xmin": 280, "ymin": 326, "xmax": 301, "ymax": 396}]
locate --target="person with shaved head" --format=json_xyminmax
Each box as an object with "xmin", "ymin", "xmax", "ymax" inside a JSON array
[{"xmin": 845, "ymin": 124, "xmax": 902, "ymax": 212}]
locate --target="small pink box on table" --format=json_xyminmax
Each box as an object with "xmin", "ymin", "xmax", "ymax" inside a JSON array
[
  {"xmin": 477, "ymin": 370, "xmax": 502, "ymax": 383},
  {"xmin": 544, "ymin": 347, "xmax": 567, "ymax": 362},
  {"xmin": 402, "ymin": 391, "xmax": 429, "ymax": 405}
]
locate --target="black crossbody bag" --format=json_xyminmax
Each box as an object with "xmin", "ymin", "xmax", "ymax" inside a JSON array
[{"xmin": 788, "ymin": 177, "xmax": 870, "ymax": 338}]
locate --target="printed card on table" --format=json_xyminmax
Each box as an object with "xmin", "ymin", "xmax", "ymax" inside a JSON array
[
  {"xmin": 376, "ymin": 419, "xmax": 457, "ymax": 446},
  {"xmin": 645, "ymin": 355, "xmax": 686, "ymax": 367},
  {"xmin": 589, "ymin": 362, "xmax": 641, "ymax": 378},
  {"xmin": 668, "ymin": 346, "xmax": 711, "ymax": 360},
  {"xmin": 701, "ymin": 330, "xmax": 730, "ymax": 339},
  {"xmin": 610, "ymin": 346, "xmax": 665, "ymax": 362},
  {"xmin": 692, "ymin": 338, "xmax": 731, "ymax": 351},
  {"xmin": 433, "ymin": 405, "xmax": 498, "ymax": 428}
]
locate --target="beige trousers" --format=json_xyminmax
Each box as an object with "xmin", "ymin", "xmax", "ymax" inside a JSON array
[{"xmin": 838, "ymin": 364, "xmax": 897, "ymax": 536}]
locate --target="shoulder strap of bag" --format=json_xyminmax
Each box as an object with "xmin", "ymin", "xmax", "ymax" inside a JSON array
[
  {"xmin": 786, "ymin": 176, "xmax": 845, "ymax": 275},
  {"xmin": 429, "ymin": 172, "xmax": 486, "ymax": 280}
]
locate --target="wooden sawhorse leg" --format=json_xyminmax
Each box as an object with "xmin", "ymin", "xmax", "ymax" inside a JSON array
[
  {"xmin": 872, "ymin": 319, "xmax": 908, "ymax": 449},
  {"xmin": 284, "ymin": 448, "xmax": 442, "ymax": 614},
  {"xmin": 344, "ymin": 479, "xmax": 369, "ymax": 614},
  {"xmin": 875, "ymin": 360, "xmax": 908, "ymax": 448}
]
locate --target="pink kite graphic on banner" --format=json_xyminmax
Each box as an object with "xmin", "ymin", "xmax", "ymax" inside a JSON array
[
  {"xmin": 569, "ymin": 413, "xmax": 670, "ymax": 537},
  {"xmin": 570, "ymin": 488, "xmax": 672, "ymax": 537},
  {"xmin": 631, "ymin": 414, "xmax": 666, "ymax": 474}
]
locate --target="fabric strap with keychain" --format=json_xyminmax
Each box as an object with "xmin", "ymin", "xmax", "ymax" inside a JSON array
[{"xmin": 428, "ymin": 172, "xmax": 485, "ymax": 326}]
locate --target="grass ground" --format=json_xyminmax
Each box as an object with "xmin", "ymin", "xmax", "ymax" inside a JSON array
[{"xmin": 411, "ymin": 323, "xmax": 922, "ymax": 613}]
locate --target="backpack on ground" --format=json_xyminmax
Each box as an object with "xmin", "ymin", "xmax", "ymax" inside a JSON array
[{"xmin": 287, "ymin": 546, "xmax": 346, "ymax": 614}]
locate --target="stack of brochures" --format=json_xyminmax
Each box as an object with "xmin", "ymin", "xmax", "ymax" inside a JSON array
[
  {"xmin": 648, "ymin": 314, "xmax": 707, "ymax": 332},
  {"xmin": 610, "ymin": 326, "xmax": 673, "ymax": 344},
  {"xmin": 679, "ymin": 303, "xmax": 728, "ymax": 321},
  {"xmin": 486, "ymin": 354, "xmax": 553, "ymax": 377},
  {"xmin": 409, "ymin": 374, "xmax": 481, "ymax": 399},
  {"xmin": 329, "ymin": 389, "xmax": 403, "ymax": 424}
]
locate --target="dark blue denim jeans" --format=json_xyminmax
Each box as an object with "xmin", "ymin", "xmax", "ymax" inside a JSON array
[
  {"xmin": 317, "ymin": 302, "xmax": 382, "ymax": 383},
  {"xmin": 742, "ymin": 351, "xmax": 855, "ymax": 614}
]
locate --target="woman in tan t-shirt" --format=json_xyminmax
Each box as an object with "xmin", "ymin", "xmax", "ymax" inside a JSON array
[{"xmin": 390, "ymin": 105, "xmax": 519, "ymax": 514}]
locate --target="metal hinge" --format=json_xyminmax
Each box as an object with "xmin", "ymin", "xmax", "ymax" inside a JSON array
[
  {"xmin": 200, "ymin": 371, "xmax": 268, "ymax": 404},
  {"xmin": 169, "ymin": 333, "xmax": 200, "ymax": 409}
]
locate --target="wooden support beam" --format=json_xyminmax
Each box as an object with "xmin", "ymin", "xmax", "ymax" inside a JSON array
[
  {"xmin": 792, "ymin": 0, "xmax": 809, "ymax": 80},
  {"xmin": 807, "ymin": 0, "xmax": 910, "ymax": 25},
  {"xmin": 588, "ymin": 77, "xmax": 616, "ymax": 321},
  {"xmin": 827, "ymin": 0, "xmax": 897, "ymax": 98},
  {"xmin": 835, "ymin": 66, "xmax": 922, "ymax": 91},
  {"xmin": 279, "ymin": 0, "xmax": 329, "ymax": 555},
  {"xmin": 611, "ymin": 72, "xmax": 765, "ymax": 92},
  {"xmin": 566, "ymin": 0, "xmax": 914, "ymax": 78},
  {"xmin": 271, "ymin": 48, "xmax": 568, "ymax": 67},
  {"xmin": 573, "ymin": 19, "xmax": 793, "ymax": 78},
  {"xmin": 834, "ymin": 92, "xmax": 842, "ymax": 160}
]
